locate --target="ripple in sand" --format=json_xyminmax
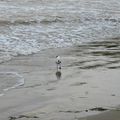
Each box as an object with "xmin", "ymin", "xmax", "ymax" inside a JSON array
[{"xmin": 71, "ymin": 82, "xmax": 87, "ymax": 86}]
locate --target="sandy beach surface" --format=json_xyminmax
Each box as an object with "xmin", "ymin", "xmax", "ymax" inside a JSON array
[
  {"xmin": 0, "ymin": 0, "xmax": 120, "ymax": 119},
  {"xmin": 0, "ymin": 41, "xmax": 120, "ymax": 120}
]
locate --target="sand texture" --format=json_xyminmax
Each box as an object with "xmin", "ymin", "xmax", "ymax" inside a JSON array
[{"xmin": 0, "ymin": 44, "xmax": 120, "ymax": 120}]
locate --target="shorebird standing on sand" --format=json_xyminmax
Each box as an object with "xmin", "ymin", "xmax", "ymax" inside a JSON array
[
  {"xmin": 56, "ymin": 56, "xmax": 61, "ymax": 71},
  {"xmin": 56, "ymin": 56, "xmax": 62, "ymax": 79}
]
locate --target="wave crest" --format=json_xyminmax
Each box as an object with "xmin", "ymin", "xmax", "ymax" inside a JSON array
[
  {"xmin": 0, "ymin": 19, "xmax": 38, "ymax": 26},
  {"xmin": 40, "ymin": 17, "xmax": 63, "ymax": 24}
]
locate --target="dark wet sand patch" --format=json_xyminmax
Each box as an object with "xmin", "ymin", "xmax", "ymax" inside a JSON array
[
  {"xmin": 59, "ymin": 110, "xmax": 82, "ymax": 113},
  {"xmin": 71, "ymin": 82, "xmax": 87, "ymax": 86},
  {"xmin": 111, "ymin": 94, "xmax": 116, "ymax": 96},
  {"xmin": 75, "ymin": 39, "xmax": 120, "ymax": 53},
  {"xmin": 79, "ymin": 64, "xmax": 105, "ymax": 69},
  {"xmin": 67, "ymin": 60, "xmax": 98, "ymax": 67},
  {"xmin": 47, "ymin": 87, "xmax": 56, "ymax": 91},
  {"xmin": 89, "ymin": 107, "xmax": 108, "ymax": 112},
  {"xmin": 23, "ymin": 84, "xmax": 42, "ymax": 89},
  {"xmin": 9, "ymin": 115, "xmax": 39, "ymax": 120},
  {"xmin": 59, "ymin": 107, "xmax": 108, "ymax": 115},
  {"xmin": 79, "ymin": 97, "xmax": 88, "ymax": 98},
  {"xmin": 91, "ymin": 51, "xmax": 120, "ymax": 57},
  {"xmin": 47, "ymin": 80, "xmax": 58, "ymax": 84},
  {"xmin": 107, "ymin": 66, "xmax": 120, "ymax": 69},
  {"xmin": 70, "ymin": 60, "xmax": 120, "ymax": 70}
]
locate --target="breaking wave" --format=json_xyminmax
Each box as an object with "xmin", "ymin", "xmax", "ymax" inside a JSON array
[
  {"xmin": 0, "ymin": 20, "xmax": 38, "ymax": 26},
  {"xmin": 0, "ymin": 0, "xmax": 120, "ymax": 63}
]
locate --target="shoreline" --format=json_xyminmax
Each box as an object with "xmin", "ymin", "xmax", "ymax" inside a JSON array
[
  {"xmin": 0, "ymin": 71, "xmax": 24, "ymax": 96},
  {"xmin": 80, "ymin": 108, "xmax": 120, "ymax": 120},
  {"xmin": 0, "ymin": 46, "xmax": 120, "ymax": 120}
]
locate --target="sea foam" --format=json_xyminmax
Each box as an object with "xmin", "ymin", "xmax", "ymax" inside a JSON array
[{"xmin": 0, "ymin": 0, "xmax": 120, "ymax": 63}]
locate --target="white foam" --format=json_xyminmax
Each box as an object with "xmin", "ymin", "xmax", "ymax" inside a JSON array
[{"xmin": 0, "ymin": 0, "xmax": 120, "ymax": 63}]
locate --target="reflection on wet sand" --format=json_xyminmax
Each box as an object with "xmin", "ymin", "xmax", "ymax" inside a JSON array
[
  {"xmin": 70, "ymin": 38, "xmax": 120, "ymax": 69},
  {"xmin": 56, "ymin": 71, "xmax": 62, "ymax": 80}
]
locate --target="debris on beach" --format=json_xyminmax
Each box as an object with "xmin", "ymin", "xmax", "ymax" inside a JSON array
[
  {"xmin": 89, "ymin": 107, "xmax": 108, "ymax": 111},
  {"xmin": 9, "ymin": 115, "xmax": 39, "ymax": 120}
]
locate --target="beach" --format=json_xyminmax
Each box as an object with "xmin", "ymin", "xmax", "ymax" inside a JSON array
[
  {"xmin": 0, "ymin": 41, "xmax": 120, "ymax": 120},
  {"xmin": 0, "ymin": 0, "xmax": 120, "ymax": 119}
]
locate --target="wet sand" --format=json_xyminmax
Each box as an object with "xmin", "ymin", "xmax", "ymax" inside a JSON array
[
  {"xmin": 0, "ymin": 40, "xmax": 120, "ymax": 120},
  {"xmin": 79, "ymin": 110, "xmax": 120, "ymax": 120}
]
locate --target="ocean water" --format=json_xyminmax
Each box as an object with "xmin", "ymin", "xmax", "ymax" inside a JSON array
[{"xmin": 0, "ymin": 0, "xmax": 120, "ymax": 63}]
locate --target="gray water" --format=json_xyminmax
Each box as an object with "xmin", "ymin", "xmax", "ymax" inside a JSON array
[{"xmin": 0, "ymin": 0, "xmax": 120, "ymax": 63}]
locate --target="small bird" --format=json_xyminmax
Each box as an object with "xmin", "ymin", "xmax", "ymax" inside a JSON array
[
  {"xmin": 56, "ymin": 56, "xmax": 61, "ymax": 71},
  {"xmin": 55, "ymin": 56, "xmax": 62, "ymax": 80}
]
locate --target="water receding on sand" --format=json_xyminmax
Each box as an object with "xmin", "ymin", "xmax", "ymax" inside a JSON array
[
  {"xmin": 68, "ymin": 37, "xmax": 120, "ymax": 70},
  {"xmin": 0, "ymin": 72, "xmax": 24, "ymax": 96}
]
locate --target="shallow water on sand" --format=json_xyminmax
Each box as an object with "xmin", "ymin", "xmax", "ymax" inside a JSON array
[
  {"xmin": 68, "ymin": 38, "xmax": 120, "ymax": 70},
  {"xmin": 0, "ymin": 72, "xmax": 24, "ymax": 96}
]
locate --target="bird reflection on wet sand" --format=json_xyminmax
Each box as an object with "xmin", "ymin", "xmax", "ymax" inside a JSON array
[{"xmin": 56, "ymin": 71, "xmax": 62, "ymax": 80}]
